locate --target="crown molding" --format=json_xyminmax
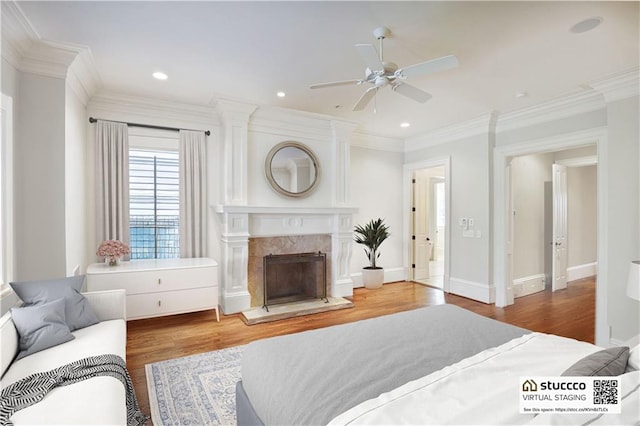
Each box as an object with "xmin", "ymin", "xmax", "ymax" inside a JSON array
[
  {"xmin": 1, "ymin": 0, "xmax": 39, "ymax": 68},
  {"xmin": 19, "ymin": 39, "xmax": 82, "ymax": 79},
  {"xmin": 351, "ymin": 131, "xmax": 404, "ymax": 153},
  {"xmin": 250, "ymin": 105, "xmax": 340, "ymax": 142},
  {"xmin": 215, "ymin": 98, "xmax": 258, "ymax": 123},
  {"xmin": 496, "ymin": 89, "xmax": 604, "ymax": 134},
  {"xmin": 1, "ymin": 1, "xmax": 102, "ymax": 99},
  {"xmin": 88, "ymin": 91, "xmax": 219, "ymax": 129},
  {"xmin": 331, "ymin": 120, "xmax": 359, "ymax": 142},
  {"xmin": 588, "ymin": 67, "xmax": 640, "ymax": 103},
  {"xmin": 405, "ymin": 112, "xmax": 496, "ymax": 152},
  {"xmin": 66, "ymin": 49, "xmax": 102, "ymax": 105}
]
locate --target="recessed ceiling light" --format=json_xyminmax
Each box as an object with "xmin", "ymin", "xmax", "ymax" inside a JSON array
[
  {"xmin": 400, "ymin": 122, "xmax": 411, "ymax": 128},
  {"xmin": 152, "ymin": 72, "xmax": 168, "ymax": 80},
  {"xmin": 277, "ymin": 91, "xmax": 286, "ymax": 98},
  {"xmin": 570, "ymin": 17, "xmax": 603, "ymax": 34}
]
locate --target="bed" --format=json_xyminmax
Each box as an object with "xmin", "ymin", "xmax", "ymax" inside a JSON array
[{"xmin": 236, "ymin": 304, "xmax": 639, "ymax": 425}]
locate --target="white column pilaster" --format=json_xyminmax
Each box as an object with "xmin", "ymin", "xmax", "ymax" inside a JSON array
[
  {"xmin": 217, "ymin": 100, "xmax": 257, "ymax": 206},
  {"xmin": 331, "ymin": 120, "xmax": 358, "ymax": 206},
  {"xmin": 217, "ymin": 211, "xmax": 251, "ymax": 314},
  {"xmin": 331, "ymin": 213, "xmax": 355, "ymax": 297}
]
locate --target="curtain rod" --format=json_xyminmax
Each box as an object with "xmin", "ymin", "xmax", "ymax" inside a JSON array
[{"xmin": 88, "ymin": 117, "xmax": 211, "ymax": 136}]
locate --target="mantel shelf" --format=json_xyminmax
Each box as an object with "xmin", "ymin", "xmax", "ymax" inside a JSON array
[{"xmin": 213, "ymin": 205, "xmax": 358, "ymax": 215}]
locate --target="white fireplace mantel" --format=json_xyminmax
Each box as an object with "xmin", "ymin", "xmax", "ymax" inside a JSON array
[
  {"xmin": 214, "ymin": 204, "xmax": 357, "ymax": 314},
  {"xmin": 214, "ymin": 205, "xmax": 358, "ymax": 215}
]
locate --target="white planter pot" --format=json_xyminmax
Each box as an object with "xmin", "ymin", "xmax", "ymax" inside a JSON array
[{"xmin": 362, "ymin": 267, "xmax": 384, "ymax": 289}]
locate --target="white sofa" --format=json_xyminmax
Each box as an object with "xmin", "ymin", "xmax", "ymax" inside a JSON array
[{"xmin": 0, "ymin": 289, "xmax": 128, "ymax": 425}]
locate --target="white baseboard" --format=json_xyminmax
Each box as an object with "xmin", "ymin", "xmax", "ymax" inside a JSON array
[
  {"xmin": 512, "ymin": 274, "xmax": 546, "ymax": 298},
  {"xmin": 331, "ymin": 278, "xmax": 354, "ymax": 298},
  {"xmin": 449, "ymin": 277, "xmax": 495, "ymax": 303},
  {"xmin": 567, "ymin": 262, "xmax": 597, "ymax": 282},
  {"xmin": 351, "ymin": 267, "xmax": 406, "ymax": 288},
  {"xmin": 220, "ymin": 291, "xmax": 251, "ymax": 314}
]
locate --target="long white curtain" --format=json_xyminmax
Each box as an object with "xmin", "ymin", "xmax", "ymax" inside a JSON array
[
  {"xmin": 179, "ymin": 130, "xmax": 207, "ymax": 258},
  {"xmin": 95, "ymin": 120, "xmax": 129, "ymax": 248}
]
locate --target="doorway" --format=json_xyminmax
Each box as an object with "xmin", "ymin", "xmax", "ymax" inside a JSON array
[
  {"xmin": 508, "ymin": 147, "xmax": 598, "ymax": 299},
  {"xmin": 411, "ymin": 165, "xmax": 447, "ymax": 289}
]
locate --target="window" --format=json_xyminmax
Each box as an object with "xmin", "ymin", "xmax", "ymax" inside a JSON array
[{"xmin": 129, "ymin": 149, "xmax": 180, "ymax": 259}]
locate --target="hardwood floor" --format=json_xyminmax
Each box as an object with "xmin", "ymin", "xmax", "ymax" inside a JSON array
[{"xmin": 127, "ymin": 277, "xmax": 595, "ymax": 419}]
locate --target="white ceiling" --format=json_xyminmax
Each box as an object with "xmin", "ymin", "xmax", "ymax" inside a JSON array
[{"xmin": 16, "ymin": 1, "xmax": 639, "ymax": 139}]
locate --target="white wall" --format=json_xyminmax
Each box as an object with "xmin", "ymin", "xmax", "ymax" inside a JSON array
[
  {"xmin": 604, "ymin": 95, "xmax": 640, "ymax": 343},
  {"xmin": 1, "ymin": 58, "xmax": 18, "ymax": 99},
  {"xmin": 405, "ymin": 133, "xmax": 493, "ymax": 302},
  {"xmin": 15, "ymin": 72, "xmax": 66, "ymax": 281},
  {"xmin": 64, "ymin": 83, "xmax": 89, "ymax": 277},
  {"xmin": 511, "ymin": 153, "xmax": 553, "ymax": 281},
  {"xmin": 350, "ymin": 145, "xmax": 404, "ymax": 280},
  {"xmin": 510, "ymin": 151, "xmax": 597, "ymax": 284},
  {"xmin": 495, "ymin": 94, "xmax": 639, "ymax": 345},
  {"xmin": 567, "ymin": 164, "xmax": 597, "ymax": 268}
]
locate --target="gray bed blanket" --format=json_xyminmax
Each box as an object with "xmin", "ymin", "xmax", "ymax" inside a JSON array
[{"xmin": 241, "ymin": 304, "xmax": 529, "ymax": 425}]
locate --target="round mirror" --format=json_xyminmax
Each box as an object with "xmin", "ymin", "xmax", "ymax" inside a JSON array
[{"xmin": 265, "ymin": 141, "xmax": 321, "ymax": 198}]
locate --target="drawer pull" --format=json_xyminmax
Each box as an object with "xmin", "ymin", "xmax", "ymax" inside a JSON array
[
  {"xmin": 158, "ymin": 300, "xmax": 161, "ymax": 307},
  {"xmin": 158, "ymin": 278, "xmax": 161, "ymax": 285}
]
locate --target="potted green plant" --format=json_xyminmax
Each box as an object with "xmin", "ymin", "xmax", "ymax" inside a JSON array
[{"xmin": 354, "ymin": 218, "xmax": 390, "ymax": 289}]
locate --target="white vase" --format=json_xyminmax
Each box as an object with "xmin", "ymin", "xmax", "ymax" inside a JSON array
[
  {"xmin": 362, "ymin": 267, "xmax": 384, "ymax": 289},
  {"xmin": 105, "ymin": 256, "xmax": 121, "ymax": 266}
]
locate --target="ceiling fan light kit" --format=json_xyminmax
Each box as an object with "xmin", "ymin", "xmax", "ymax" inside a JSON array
[{"xmin": 310, "ymin": 26, "xmax": 459, "ymax": 112}]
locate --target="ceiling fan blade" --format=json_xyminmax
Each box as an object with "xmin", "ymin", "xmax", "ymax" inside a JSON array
[
  {"xmin": 397, "ymin": 55, "xmax": 459, "ymax": 79},
  {"xmin": 310, "ymin": 79, "xmax": 362, "ymax": 89},
  {"xmin": 353, "ymin": 87, "xmax": 377, "ymax": 111},
  {"xmin": 392, "ymin": 82, "xmax": 432, "ymax": 103},
  {"xmin": 355, "ymin": 44, "xmax": 384, "ymax": 72}
]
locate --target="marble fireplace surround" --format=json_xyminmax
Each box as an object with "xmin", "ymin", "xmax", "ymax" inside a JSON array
[
  {"xmin": 250, "ymin": 235, "xmax": 331, "ymax": 308},
  {"xmin": 214, "ymin": 205, "xmax": 357, "ymax": 314}
]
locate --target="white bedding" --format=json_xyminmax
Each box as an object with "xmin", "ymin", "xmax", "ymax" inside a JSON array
[{"xmin": 328, "ymin": 333, "xmax": 610, "ymax": 426}]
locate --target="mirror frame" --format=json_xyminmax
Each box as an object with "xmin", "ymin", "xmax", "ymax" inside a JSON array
[{"xmin": 265, "ymin": 141, "xmax": 321, "ymax": 198}]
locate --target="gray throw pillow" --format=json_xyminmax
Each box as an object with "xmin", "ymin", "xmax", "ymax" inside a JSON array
[
  {"xmin": 10, "ymin": 275, "xmax": 99, "ymax": 331},
  {"xmin": 11, "ymin": 298, "xmax": 75, "ymax": 360},
  {"xmin": 562, "ymin": 347, "xmax": 630, "ymax": 376}
]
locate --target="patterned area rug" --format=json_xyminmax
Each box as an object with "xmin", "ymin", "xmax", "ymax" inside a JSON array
[{"xmin": 145, "ymin": 345, "xmax": 245, "ymax": 426}]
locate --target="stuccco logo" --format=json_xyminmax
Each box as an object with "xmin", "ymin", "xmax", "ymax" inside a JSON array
[
  {"xmin": 522, "ymin": 379, "xmax": 587, "ymax": 391},
  {"xmin": 540, "ymin": 381, "xmax": 587, "ymax": 391}
]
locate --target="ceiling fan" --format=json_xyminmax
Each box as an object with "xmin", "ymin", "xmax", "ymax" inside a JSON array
[{"xmin": 310, "ymin": 26, "xmax": 459, "ymax": 111}]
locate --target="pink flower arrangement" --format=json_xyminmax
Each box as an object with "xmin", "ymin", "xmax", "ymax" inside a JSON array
[{"xmin": 96, "ymin": 240, "xmax": 130, "ymax": 259}]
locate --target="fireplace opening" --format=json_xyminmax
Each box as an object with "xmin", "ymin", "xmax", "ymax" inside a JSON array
[{"xmin": 263, "ymin": 252, "xmax": 328, "ymax": 311}]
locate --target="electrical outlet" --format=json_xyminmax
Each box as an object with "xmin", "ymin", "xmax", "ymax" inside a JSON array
[
  {"xmin": 468, "ymin": 218, "xmax": 474, "ymax": 227},
  {"xmin": 459, "ymin": 218, "xmax": 468, "ymax": 228},
  {"xmin": 463, "ymin": 230, "xmax": 474, "ymax": 238}
]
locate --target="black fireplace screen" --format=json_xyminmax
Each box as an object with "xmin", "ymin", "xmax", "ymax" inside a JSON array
[{"xmin": 263, "ymin": 251, "xmax": 327, "ymax": 310}]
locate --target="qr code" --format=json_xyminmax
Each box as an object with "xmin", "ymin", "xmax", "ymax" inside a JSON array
[{"xmin": 593, "ymin": 379, "xmax": 618, "ymax": 404}]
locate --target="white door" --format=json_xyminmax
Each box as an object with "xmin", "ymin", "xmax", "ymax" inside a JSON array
[
  {"xmin": 552, "ymin": 163, "xmax": 568, "ymax": 292},
  {"xmin": 413, "ymin": 174, "xmax": 431, "ymax": 282}
]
